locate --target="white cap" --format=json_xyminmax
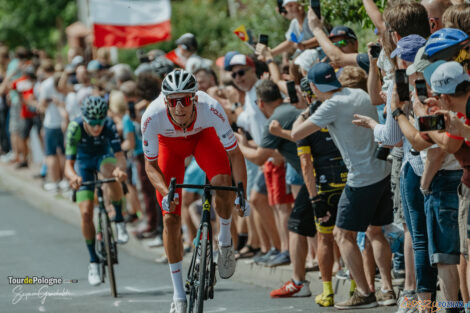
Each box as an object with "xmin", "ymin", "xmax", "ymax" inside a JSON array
[{"xmin": 282, "ymin": 0, "xmax": 298, "ymax": 6}]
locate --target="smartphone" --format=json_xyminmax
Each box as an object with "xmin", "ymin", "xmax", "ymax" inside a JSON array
[
  {"xmin": 310, "ymin": 0, "xmax": 321, "ymax": 19},
  {"xmin": 418, "ymin": 114, "xmax": 446, "ymax": 132},
  {"xmin": 415, "ymin": 79, "xmax": 428, "ymax": 102},
  {"xmin": 259, "ymin": 34, "xmax": 269, "ymax": 46},
  {"xmin": 277, "ymin": 0, "xmax": 287, "ymax": 14},
  {"xmin": 395, "ymin": 70, "xmax": 410, "ymax": 102},
  {"xmin": 370, "ymin": 44, "xmax": 381, "ymax": 59},
  {"xmin": 287, "ymin": 81, "xmax": 299, "ymax": 104},
  {"xmin": 309, "ymin": 100, "xmax": 322, "ymax": 115},
  {"xmin": 128, "ymin": 101, "xmax": 136, "ymax": 120}
]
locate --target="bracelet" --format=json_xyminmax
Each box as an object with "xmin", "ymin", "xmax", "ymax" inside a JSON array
[{"xmin": 266, "ymin": 59, "xmax": 274, "ymax": 65}]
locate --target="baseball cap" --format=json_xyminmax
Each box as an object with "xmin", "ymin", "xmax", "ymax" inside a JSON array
[
  {"xmin": 390, "ymin": 35, "xmax": 427, "ymax": 62},
  {"xmin": 329, "ymin": 26, "xmax": 357, "ymax": 41},
  {"xmin": 282, "ymin": 0, "xmax": 298, "ymax": 6},
  {"xmin": 406, "ymin": 47, "xmax": 431, "ymax": 76},
  {"xmin": 175, "ymin": 33, "xmax": 198, "ymax": 53},
  {"xmin": 307, "ymin": 62, "xmax": 342, "ymax": 93},
  {"xmin": 225, "ymin": 53, "xmax": 254, "ymax": 71},
  {"xmin": 223, "ymin": 51, "xmax": 240, "ymax": 71},
  {"xmin": 430, "ymin": 61, "xmax": 470, "ymax": 95},
  {"xmin": 423, "ymin": 60, "xmax": 446, "ymax": 86}
]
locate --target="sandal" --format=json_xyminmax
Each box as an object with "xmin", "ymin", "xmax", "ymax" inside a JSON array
[{"xmin": 235, "ymin": 245, "xmax": 260, "ymax": 259}]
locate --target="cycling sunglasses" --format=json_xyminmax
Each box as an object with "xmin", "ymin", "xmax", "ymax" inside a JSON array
[
  {"xmin": 333, "ymin": 39, "xmax": 348, "ymax": 47},
  {"xmin": 166, "ymin": 95, "xmax": 195, "ymax": 108},
  {"xmin": 87, "ymin": 119, "xmax": 105, "ymax": 126},
  {"xmin": 231, "ymin": 68, "xmax": 248, "ymax": 79}
]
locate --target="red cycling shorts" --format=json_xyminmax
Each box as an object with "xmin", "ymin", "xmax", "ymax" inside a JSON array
[
  {"xmin": 263, "ymin": 160, "xmax": 294, "ymax": 206},
  {"xmin": 156, "ymin": 127, "xmax": 232, "ymax": 216}
]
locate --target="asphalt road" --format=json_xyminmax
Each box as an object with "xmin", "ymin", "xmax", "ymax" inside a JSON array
[{"xmin": 0, "ymin": 189, "xmax": 398, "ymax": 313}]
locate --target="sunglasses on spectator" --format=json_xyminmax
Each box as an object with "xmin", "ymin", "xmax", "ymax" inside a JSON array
[
  {"xmin": 231, "ymin": 68, "xmax": 248, "ymax": 79},
  {"xmin": 88, "ymin": 119, "xmax": 105, "ymax": 127},
  {"xmin": 166, "ymin": 95, "xmax": 195, "ymax": 108},
  {"xmin": 333, "ymin": 39, "xmax": 348, "ymax": 47}
]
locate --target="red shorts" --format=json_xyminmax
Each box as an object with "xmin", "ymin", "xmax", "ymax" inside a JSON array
[
  {"xmin": 263, "ymin": 161, "xmax": 294, "ymax": 206},
  {"xmin": 156, "ymin": 127, "xmax": 232, "ymax": 216}
]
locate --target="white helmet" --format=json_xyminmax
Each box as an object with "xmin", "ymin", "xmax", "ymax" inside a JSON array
[{"xmin": 161, "ymin": 69, "xmax": 198, "ymax": 96}]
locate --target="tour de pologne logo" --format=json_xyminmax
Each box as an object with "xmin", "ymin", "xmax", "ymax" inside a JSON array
[{"xmin": 7, "ymin": 275, "xmax": 76, "ymax": 305}]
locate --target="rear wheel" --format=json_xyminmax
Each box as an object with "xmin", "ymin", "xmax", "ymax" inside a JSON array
[{"xmin": 102, "ymin": 212, "xmax": 117, "ymax": 297}]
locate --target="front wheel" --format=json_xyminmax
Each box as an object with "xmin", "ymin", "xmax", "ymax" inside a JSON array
[
  {"xmin": 196, "ymin": 225, "xmax": 209, "ymax": 313},
  {"xmin": 102, "ymin": 211, "xmax": 117, "ymax": 297}
]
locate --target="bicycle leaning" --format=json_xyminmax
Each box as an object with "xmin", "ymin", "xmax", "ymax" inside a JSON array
[
  {"xmin": 73, "ymin": 178, "xmax": 126, "ymax": 298},
  {"xmin": 167, "ymin": 177, "xmax": 245, "ymax": 313}
]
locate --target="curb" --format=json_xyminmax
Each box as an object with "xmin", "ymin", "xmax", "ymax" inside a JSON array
[{"xmin": 0, "ymin": 163, "xmax": 356, "ymax": 300}]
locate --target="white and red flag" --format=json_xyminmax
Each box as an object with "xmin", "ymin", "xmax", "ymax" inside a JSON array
[{"xmin": 91, "ymin": 0, "xmax": 171, "ymax": 48}]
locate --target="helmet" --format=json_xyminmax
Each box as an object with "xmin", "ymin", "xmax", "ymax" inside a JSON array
[
  {"xmin": 151, "ymin": 56, "xmax": 175, "ymax": 79},
  {"xmin": 161, "ymin": 69, "xmax": 198, "ymax": 96},
  {"xmin": 81, "ymin": 96, "xmax": 108, "ymax": 122},
  {"xmin": 175, "ymin": 33, "xmax": 198, "ymax": 53},
  {"xmin": 425, "ymin": 28, "xmax": 469, "ymax": 61}
]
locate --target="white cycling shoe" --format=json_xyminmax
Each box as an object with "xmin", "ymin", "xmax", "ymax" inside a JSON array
[
  {"xmin": 218, "ymin": 244, "xmax": 236, "ymax": 279},
  {"xmin": 169, "ymin": 299, "xmax": 187, "ymax": 313},
  {"xmin": 88, "ymin": 262, "xmax": 101, "ymax": 286},
  {"xmin": 115, "ymin": 222, "xmax": 129, "ymax": 244}
]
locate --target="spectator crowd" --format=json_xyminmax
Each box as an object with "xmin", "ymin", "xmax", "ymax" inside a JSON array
[{"xmin": 1, "ymin": 0, "xmax": 470, "ymax": 312}]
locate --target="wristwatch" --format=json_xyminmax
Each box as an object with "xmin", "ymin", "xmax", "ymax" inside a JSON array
[
  {"xmin": 392, "ymin": 108, "xmax": 405, "ymax": 120},
  {"xmin": 266, "ymin": 58, "xmax": 274, "ymax": 65}
]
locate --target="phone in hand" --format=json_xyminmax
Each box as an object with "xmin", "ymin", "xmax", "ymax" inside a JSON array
[
  {"xmin": 395, "ymin": 70, "xmax": 410, "ymax": 102},
  {"xmin": 277, "ymin": 0, "xmax": 287, "ymax": 14},
  {"xmin": 310, "ymin": 0, "xmax": 321, "ymax": 19},
  {"xmin": 287, "ymin": 81, "xmax": 299, "ymax": 104},
  {"xmin": 370, "ymin": 44, "xmax": 381, "ymax": 59},
  {"xmin": 259, "ymin": 34, "xmax": 269, "ymax": 46},
  {"xmin": 128, "ymin": 101, "xmax": 136, "ymax": 120},
  {"xmin": 415, "ymin": 79, "xmax": 428, "ymax": 102},
  {"xmin": 417, "ymin": 114, "xmax": 446, "ymax": 132}
]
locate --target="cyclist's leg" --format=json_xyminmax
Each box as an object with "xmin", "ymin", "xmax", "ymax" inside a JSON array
[
  {"xmin": 99, "ymin": 155, "xmax": 124, "ymax": 222},
  {"xmin": 75, "ymin": 160, "xmax": 99, "ymax": 263},
  {"xmin": 157, "ymin": 136, "xmax": 188, "ymax": 302},
  {"xmin": 193, "ymin": 129, "xmax": 232, "ymax": 246}
]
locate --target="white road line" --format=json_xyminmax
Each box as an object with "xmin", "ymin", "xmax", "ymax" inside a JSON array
[
  {"xmin": 228, "ymin": 306, "xmax": 296, "ymax": 313},
  {"xmin": 0, "ymin": 230, "xmax": 16, "ymax": 237}
]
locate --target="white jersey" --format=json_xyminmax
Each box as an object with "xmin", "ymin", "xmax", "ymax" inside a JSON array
[{"xmin": 141, "ymin": 91, "xmax": 237, "ymax": 160}]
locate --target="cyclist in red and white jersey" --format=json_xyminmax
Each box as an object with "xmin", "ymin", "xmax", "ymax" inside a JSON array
[{"xmin": 141, "ymin": 69, "xmax": 248, "ymax": 313}]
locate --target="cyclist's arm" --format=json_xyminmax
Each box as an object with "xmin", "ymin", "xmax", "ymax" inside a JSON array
[
  {"xmin": 144, "ymin": 159, "xmax": 169, "ymax": 197},
  {"xmin": 227, "ymin": 146, "xmax": 248, "ymax": 194},
  {"xmin": 64, "ymin": 121, "xmax": 81, "ymax": 187},
  {"xmin": 114, "ymin": 151, "xmax": 127, "ymax": 172}
]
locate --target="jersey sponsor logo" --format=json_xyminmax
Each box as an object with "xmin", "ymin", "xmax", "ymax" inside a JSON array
[
  {"xmin": 221, "ymin": 129, "xmax": 233, "ymax": 139},
  {"xmin": 210, "ymin": 107, "xmax": 225, "ymax": 123},
  {"xmin": 142, "ymin": 116, "xmax": 152, "ymax": 134}
]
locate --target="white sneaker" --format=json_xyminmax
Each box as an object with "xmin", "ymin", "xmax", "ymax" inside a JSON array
[
  {"xmin": 58, "ymin": 179, "xmax": 69, "ymax": 191},
  {"xmin": 169, "ymin": 299, "xmax": 187, "ymax": 313},
  {"xmin": 146, "ymin": 235, "xmax": 163, "ymax": 248},
  {"xmin": 43, "ymin": 181, "xmax": 59, "ymax": 192},
  {"xmin": 88, "ymin": 263, "xmax": 101, "ymax": 286},
  {"xmin": 395, "ymin": 291, "xmax": 418, "ymax": 313},
  {"xmin": 115, "ymin": 222, "xmax": 129, "ymax": 244},
  {"xmin": 218, "ymin": 244, "xmax": 236, "ymax": 279}
]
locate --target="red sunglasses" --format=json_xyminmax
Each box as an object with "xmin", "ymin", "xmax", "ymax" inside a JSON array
[{"xmin": 166, "ymin": 95, "xmax": 195, "ymax": 108}]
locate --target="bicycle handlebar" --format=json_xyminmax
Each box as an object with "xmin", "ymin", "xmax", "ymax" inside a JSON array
[
  {"xmin": 71, "ymin": 178, "xmax": 128, "ymax": 202},
  {"xmin": 167, "ymin": 178, "xmax": 245, "ymax": 209}
]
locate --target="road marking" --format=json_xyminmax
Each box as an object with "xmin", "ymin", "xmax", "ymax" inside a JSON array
[
  {"xmin": 229, "ymin": 306, "xmax": 296, "ymax": 313},
  {"xmin": 37, "ymin": 306, "xmax": 46, "ymax": 312},
  {"xmin": 0, "ymin": 230, "xmax": 15, "ymax": 237}
]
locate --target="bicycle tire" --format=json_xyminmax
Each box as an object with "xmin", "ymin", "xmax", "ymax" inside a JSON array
[
  {"xmin": 196, "ymin": 225, "xmax": 209, "ymax": 313},
  {"xmin": 102, "ymin": 212, "xmax": 118, "ymax": 298}
]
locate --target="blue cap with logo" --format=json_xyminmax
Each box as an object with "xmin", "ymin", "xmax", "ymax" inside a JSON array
[
  {"xmin": 390, "ymin": 35, "xmax": 427, "ymax": 62},
  {"xmin": 423, "ymin": 60, "xmax": 446, "ymax": 86},
  {"xmin": 307, "ymin": 62, "xmax": 342, "ymax": 93},
  {"xmin": 430, "ymin": 61, "xmax": 470, "ymax": 95}
]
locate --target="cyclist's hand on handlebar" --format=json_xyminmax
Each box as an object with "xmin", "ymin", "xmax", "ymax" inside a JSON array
[
  {"xmin": 69, "ymin": 175, "xmax": 82, "ymax": 190},
  {"xmin": 162, "ymin": 193, "xmax": 179, "ymax": 213},
  {"xmin": 235, "ymin": 196, "xmax": 250, "ymax": 217},
  {"xmin": 112, "ymin": 167, "xmax": 127, "ymax": 182}
]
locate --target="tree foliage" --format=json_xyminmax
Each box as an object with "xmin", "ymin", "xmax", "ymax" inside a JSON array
[{"xmin": 0, "ymin": 0, "xmax": 76, "ymax": 55}]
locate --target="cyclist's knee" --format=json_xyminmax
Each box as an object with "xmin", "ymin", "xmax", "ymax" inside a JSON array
[
  {"xmin": 79, "ymin": 201, "xmax": 94, "ymax": 223},
  {"xmin": 210, "ymin": 174, "xmax": 231, "ymax": 187},
  {"xmin": 163, "ymin": 214, "xmax": 181, "ymax": 232},
  {"xmin": 100, "ymin": 163, "xmax": 115, "ymax": 178}
]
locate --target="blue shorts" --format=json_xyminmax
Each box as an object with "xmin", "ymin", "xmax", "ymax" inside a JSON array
[
  {"xmin": 44, "ymin": 127, "xmax": 64, "ymax": 156},
  {"xmin": 246, "ymin": 160, "xmax": 267, "ymax": 200},
  {"xmin": 286, "ymin": 162, "xmax": 304, "ymax": 186},
  {"xmin": 183, "ymin": 158, "xmax": 206, "ymax": 195},
  {"xmin": 424, "ymin": 170, "xmax": 462, "ymax": 265},
  {"xmin": 75, "ymin": 154, "xmax": 116, "ymax": 192}
]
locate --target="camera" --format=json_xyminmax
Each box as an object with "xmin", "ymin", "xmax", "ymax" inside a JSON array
[{"xmin": 375, "ymin": 145, "xmax": 390, "ymax": 161}]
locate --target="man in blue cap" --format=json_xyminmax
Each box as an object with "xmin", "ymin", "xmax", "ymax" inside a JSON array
[{"xmin": 292, "ymin": 62, "xmax": 393, "ymax": 309}]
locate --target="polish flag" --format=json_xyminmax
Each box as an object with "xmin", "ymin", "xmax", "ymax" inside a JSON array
[{"xmin": 91, "ymin": 0, "xmax": 171, "ymax": 48}]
